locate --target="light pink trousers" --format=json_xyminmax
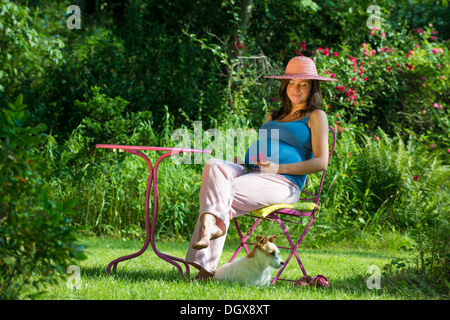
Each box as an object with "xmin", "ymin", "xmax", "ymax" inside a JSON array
[{"xmin": 185, "ymin": 158, "xmax": 300, "ymax": 274}]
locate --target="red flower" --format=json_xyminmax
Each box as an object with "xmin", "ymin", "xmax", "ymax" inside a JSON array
[{"xmin": 413, "ymin": 176, "xmax": 419, "ymax": 181}]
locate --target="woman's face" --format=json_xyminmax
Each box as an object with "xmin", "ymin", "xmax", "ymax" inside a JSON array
[{"xmin": 286, "ymin": 79, "xmax": 312, "ymax": 108}]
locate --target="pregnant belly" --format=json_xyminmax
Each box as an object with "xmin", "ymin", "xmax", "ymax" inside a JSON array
[{"xmin": 244, "ymin": 140, "xmax": 304, "ymax": 165}]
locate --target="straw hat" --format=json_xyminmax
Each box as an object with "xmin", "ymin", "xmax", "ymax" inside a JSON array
[{"xmin": 264, "ymin": 56, "xmax": 337, "ymax": 82}]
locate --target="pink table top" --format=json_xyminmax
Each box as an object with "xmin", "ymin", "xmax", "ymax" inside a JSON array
[{"xmin": 96, "ymin": 144, "xmax": 211, "ymax": 153}]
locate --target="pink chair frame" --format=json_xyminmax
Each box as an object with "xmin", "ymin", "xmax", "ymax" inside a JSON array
[{"xmin": 229, "ymin": 127, "xmax": 336, "ymax": 285}]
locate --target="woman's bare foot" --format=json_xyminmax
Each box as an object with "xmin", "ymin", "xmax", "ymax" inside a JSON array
[
  {"xmin": 192, "ymin": 213, "xmax": 224, "ymax": 250},
  {"xmin": 194, "ymin": 268, "xmax": 214, "ymax": 281}
]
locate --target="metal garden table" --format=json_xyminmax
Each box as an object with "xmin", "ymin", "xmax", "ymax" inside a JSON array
[{"xmin": 95, "ymin": 144, "xmax": 211, "ymax": 280}]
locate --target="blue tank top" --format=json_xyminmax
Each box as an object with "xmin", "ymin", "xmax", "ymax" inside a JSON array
[{"xmin": 244, "ymin": 112, "xmax": 313, "ymax": 190}]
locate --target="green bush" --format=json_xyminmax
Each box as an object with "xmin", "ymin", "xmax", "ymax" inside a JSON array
[
  {"xmin": 0, "ymin": 0, "xmax": 64, "ymax": 104},
  {"xmin": 0, "ymin": 95, "xmax": 86, "ymax": 299},
  {"xmin": 317, "ymin": 117, "xmax": 449, "ymax": 231},
  {"xmin": 307, "ymin": 23, "xmax": 449, "ymax": 149}
]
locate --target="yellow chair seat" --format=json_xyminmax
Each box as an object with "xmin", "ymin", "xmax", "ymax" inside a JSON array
[{"xmin": 252, "ymin": 202, "xmax": 317, "ymax": 218}]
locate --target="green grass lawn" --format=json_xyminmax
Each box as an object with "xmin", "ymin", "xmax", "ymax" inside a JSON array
[{"xmin": 32, "ymin": 236, "xmax": 420, "ymax": 300}]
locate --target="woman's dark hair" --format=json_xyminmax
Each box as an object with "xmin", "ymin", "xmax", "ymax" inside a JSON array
[{"xmin": 270, "ymin": 79, "xmax": 323, "ymax": 120}]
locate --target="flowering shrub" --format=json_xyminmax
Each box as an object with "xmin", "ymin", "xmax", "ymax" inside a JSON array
[{"xmin": 276, "ymin": 23, "xmax": 449, "ymax": 152}]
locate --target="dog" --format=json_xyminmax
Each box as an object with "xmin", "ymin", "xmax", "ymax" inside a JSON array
[{"xmin": 213, "ymin": 235, "xmax": 284, "ymax": 286}]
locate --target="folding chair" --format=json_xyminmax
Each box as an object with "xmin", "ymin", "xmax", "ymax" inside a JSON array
[{"xmin": 229, "ymin": 126, "xmax": 336, "ymax": 285}]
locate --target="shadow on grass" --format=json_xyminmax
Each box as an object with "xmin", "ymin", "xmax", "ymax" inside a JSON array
[{"xmin": 81, "ymin": 263, "xmax": 192, "ymax": 283}]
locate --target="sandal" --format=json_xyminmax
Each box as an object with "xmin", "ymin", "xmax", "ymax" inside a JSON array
[{"xmin": 294, "ymin": 275, "xmax": 329, "ymax": 288}]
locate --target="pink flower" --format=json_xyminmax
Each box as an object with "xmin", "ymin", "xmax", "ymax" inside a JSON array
[
  {"xmin": 363, "ymin": 77, "xmax": 367, "ymax": 81},
  {"xmin": 361, "ymin": 43, "xmax": 366, "ymax": 48},
  {"xmin": 433, "ymin": 103, "xmax": 439, "ymax": 108},
  {"xmin": 333, "ymin": 52, "xmax": 338, "ymax": 57},
  {"xmin": 387, "ymin": 66, "xmax": 391, "ymax": 72},
  {"xmin": 440, "ymin": 76, "xmax": 445, "ymax": 80},
  {"xmin": 423, "ymin": 110, "xmax": 427, "ymax": 114},
  {"xmin": 436, "ymin": 63, "xmax": 441, "ymax": 68},
  {"xmin": 432, "ymin": 48, "xmax": 438, "ymax": 54},
  {"xmin": 405, "ymin": 63, "xmax": 414, "ymax": 70},
  {"xmin": 422, "ymin": 76, "xmax": 427, "ymax": 80},
  {"xmin": 352, "ymin": 77, "xmax": 356, "ymax": 81},
  {"xmin": 448, "ymin": 149, "xmax": 450, "ymax": 153},
  {"xmin": 381, "ymin": 32, "xmax": 385, "ymax": 37},
  {"xmin": 331, "ymin": 73, "xmax": 335, "ymax": 78},
  {"xmin": 375, "ymin": 136, "xmax": 380, "ymax": 141},
  {"xmin": 272, "ymin": 97, "xmax": 276, "ymax": 102},
  {"xmin": 326, "ymin": 70, "xmax": 330, "ymax": 75},
  {"xmin": 430, "ymin": 144, "xmax": 435, "ymax": 149}
]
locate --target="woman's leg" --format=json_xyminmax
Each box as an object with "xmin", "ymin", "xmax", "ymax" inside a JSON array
[{"xmin": 185, "ymin": 159, "xmax": 300, "ymax": 275}]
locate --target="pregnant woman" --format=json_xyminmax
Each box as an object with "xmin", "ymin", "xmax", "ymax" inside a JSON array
[{"xmin": 185, "ymin": 56, "xmax": 337, "ymax": 280}]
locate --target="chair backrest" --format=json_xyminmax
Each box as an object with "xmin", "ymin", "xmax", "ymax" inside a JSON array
[{"xmin": 299, "ymin": 126, "xmax": 336, "ymax": 204}]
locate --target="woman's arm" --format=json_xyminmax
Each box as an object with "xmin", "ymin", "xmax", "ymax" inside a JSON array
[{"xmin": 261, "ymin": 109, "xmax": 329, "ymax": 175}]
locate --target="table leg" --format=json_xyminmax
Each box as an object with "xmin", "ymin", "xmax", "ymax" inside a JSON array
[
  {"xmin": 106, "ymin": 157, "xmax": 153, "ymax": 275},
  {"xmin": 105, "ymin": 149, "xmax": 191, "ymax": 280},
  {"xmin": 149, "ymin": 152, "xmax": 191, "ymax": 280}
]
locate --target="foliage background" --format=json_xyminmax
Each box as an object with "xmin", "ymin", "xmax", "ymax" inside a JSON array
[{"xmin": 1, "ymin": 0, "xmax": 449, "ymax": 298}]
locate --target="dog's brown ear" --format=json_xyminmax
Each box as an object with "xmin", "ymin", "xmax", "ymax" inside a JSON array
[
  {"xmin": 256, "ymin": 235, "xmax": 267, "ymax": 245},
  {"xmin": 268, "ymin": 235, "xmax": 278, "ymax": 243}
]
